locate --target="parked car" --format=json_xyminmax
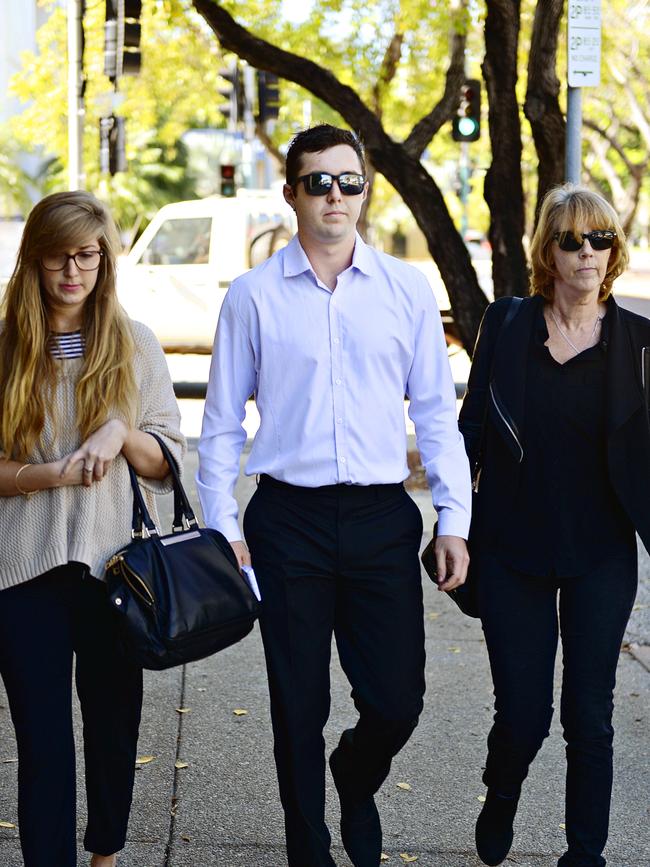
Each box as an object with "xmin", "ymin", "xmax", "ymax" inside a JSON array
[{"xmin": 117, "ymin": 190, "xmax": 295, "ymax": 353}]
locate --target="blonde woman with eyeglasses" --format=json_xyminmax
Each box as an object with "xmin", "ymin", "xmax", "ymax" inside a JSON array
[{"xmin": 0, "ymin": 190, "xmax": 185, "ymax": 867}]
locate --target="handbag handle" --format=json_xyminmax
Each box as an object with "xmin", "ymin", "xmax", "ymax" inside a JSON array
[{"xmin": 128, "ymin": 433, "xmax": 198, "ymax": 538}]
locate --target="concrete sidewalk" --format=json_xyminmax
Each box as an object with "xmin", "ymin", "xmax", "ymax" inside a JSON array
[{"xmin": 0, "ymin": 445, "xmax": 648, "ymax": 866}]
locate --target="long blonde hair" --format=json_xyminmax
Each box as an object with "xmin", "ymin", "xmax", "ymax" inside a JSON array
[
  {"xmin": 530, "ymin": 184, "xmax": 629, "ymax": 302},
  {"xmin": 0, "ymin": 190, "xmax": 137, "ymax": 460}
]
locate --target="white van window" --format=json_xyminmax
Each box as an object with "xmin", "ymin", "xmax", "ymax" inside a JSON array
[{"xmin": 139, "ymin": 217, "xmax": 212, "ymax": 265}]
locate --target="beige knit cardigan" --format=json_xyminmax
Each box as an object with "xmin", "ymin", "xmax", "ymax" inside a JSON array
[{"xmin": 0, "ymin": 320, "xmax": 186, "ymax": 591}]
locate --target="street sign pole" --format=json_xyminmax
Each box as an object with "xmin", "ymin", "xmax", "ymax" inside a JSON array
[
  {"xmin": 565, "ymin": 86, "xmax": 582, "ymax": 184},
  {"xmin": 566, "ymin": 0, "xmax": 602, "ymax": 183}
]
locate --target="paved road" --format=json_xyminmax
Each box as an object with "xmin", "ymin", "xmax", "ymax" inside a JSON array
[{"xmin": 0, "ymin": 445, "xmax": 648, "ymax": 866}]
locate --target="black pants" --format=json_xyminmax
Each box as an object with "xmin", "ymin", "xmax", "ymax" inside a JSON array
[
  {"xmin": 477, "ymin": 550, "xmax": 638, "ymax": 867},
  {"xmin": 244, "ymin": 477, "xmax": 426, "ymax": 867},
  {"xmin": 0, "ymin": 564, "xmax": 143, "ymax": 867}
]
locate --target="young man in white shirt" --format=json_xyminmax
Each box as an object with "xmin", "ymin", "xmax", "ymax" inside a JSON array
[{"xmin": 197, "ymin": 124, "xmax": 471, "ymax": 867}]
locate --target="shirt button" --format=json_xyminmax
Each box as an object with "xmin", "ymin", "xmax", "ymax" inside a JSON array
[
  {"xmin": 336, "ymin": 417, "xmax": 343, "ymax": 424},
  {"xmin": 335, "ymin": 378, "xmax": 342, "ymax": 385},
  {"xmin": 333, "ymin": 337, "xmax": 340, "ymax": 344},
  {"xmin": 340, "ymin": 456, "xmax": 347, "ymax": 463}
]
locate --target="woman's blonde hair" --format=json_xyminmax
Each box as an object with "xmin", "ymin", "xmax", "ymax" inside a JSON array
[
  {"xmin": 0, "ymin": 190, "xmax": 137, "ymax": 461},
  {"xmin": 530, "ymin": 184, "xmax": 629, "ymax": 302}
]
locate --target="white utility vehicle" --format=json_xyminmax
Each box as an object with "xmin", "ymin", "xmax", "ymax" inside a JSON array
[{"xmin": 117, "ymin": 189, "xmax": 295, "ymax": 352}]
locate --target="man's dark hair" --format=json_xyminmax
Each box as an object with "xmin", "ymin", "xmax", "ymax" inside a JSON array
[{"xmin": 285, "ymin": 124, "xmax": 366, "ymax": 186}]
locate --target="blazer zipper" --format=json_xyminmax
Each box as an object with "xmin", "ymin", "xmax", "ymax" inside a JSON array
[{"xmin": 489, "ymin": 382, "xmax": 524, "ymax": 463}]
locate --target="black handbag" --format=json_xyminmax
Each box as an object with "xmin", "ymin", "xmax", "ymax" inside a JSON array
[
  {"xmin": 421, "ymin": 296, "xmax": 524, "ymax": 618},
  {"xmin": 105, "ymin": 435, "xmax": 260, "ymax": 670}
]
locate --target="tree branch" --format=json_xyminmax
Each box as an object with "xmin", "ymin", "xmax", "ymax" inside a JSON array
[
  {"xmin": 524, "ymin": 0, "xmax": 565, "ymax": 221},
  {"xmin": 371, "ymin": 30, "xmax": 404, "ymax": 117},
  {"xmin": 191, "ymin": 0, "xmax": 385, "ymax": 141},
  {"xmin": 402, "ymin": 26, "xmax": 466, "ymax": 158},
  {"xmin": 583, "ymin": 117, "xmax": 640, "ymax": 176}
]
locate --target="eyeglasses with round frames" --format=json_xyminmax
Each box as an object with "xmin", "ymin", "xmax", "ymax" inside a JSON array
[
  {"xmin": 553, "ymin": 230, "xmax": 616, "ymax": 252},
  {"xmin": 295, "ymin": 172, "xmax": 366, "ymax": 196},
  {"xmin": 40, "ymin": 250, "xmax": 104, "ymax": 272}
]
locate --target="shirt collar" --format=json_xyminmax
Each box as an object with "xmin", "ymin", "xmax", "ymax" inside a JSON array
[{"xmin": 282, "ymin": 232, "xmax": 376, "ymax": 279}]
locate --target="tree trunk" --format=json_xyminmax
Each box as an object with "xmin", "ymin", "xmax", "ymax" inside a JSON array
[
  {"xmin": 192, "ymin": 0, "xmax": 489, "ymax": 350},
  {"xmin": 524, "ymin": 0, "xmax": 565, "ymax": 223},
  {"xmin": 482, "ymin": 0, "xmax": 528, "ymax": 299}
]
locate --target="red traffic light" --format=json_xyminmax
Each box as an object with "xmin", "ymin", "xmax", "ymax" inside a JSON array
[{"xmin": 220, "ymin": 164, "xmax": 236, "ymax": 197}]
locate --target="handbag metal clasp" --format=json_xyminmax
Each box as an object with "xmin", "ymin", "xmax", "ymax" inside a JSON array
[{"xmin": 172, "ymin": 515, "xmax": 199, "ymax": 533}]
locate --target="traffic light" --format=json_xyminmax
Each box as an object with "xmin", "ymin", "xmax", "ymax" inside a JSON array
[
  {"xmin": 220, "ymin": 164, "xmax": 236, "ymax": 197},
  {"xmin": 452, "ymin": 78, "xmax": 481, "ymax": 143},
  {"xmin": 218, "ymin": 61, "xmax": 244, "ymax": 129},
  {"xmin": 104, "ymin": 0, "xmax": 142, "ymax": 84},
  {"xmin": 99, "ymin": 115, "xmax": 127, "ymax": 176},
  {"xmin": 256, "ymin": 71, "xmax": 280, "ymax": 123},
  {"xmin": 122, "ymin": 1, "xmax": 142, "ymax": 75}
]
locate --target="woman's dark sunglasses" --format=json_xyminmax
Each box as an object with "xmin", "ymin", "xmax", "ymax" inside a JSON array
[
  {"xmin": 553, "ymin": 230, "xmax": 616, "ymax": 252},
  {"xmin": 295, "ymin": 172, "xmax": 366, "ymax": 196}
]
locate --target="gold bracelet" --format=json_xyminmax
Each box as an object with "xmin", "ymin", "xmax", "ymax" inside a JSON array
[{"xmin": 14, "ymin": 463, "xmax": 35, "ymax": 498}]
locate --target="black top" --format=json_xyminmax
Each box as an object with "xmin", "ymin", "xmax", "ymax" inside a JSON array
[{"xmin": 495, "ymin": 304, "xmax": 635, "ymax": 577}]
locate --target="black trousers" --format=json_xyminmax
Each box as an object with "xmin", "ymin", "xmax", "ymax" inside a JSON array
[
  {"xmin": 244, "ymin": 477, "xmax": 426, "ymax": 867},
  {"xmin": 0, "ymin": 564, "xmax": 143, "ymax": 867},
  {"xmin": 477, "ymin": 550, "xmax": 638, "ymax": 867}
]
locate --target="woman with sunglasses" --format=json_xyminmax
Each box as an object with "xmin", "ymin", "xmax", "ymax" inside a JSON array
[
  {"xmin": 0, "ymin": 190, "xmax": 184, "ymax": 866},
  {"xmin": 459, "ymin": 184, "xmax": 650, "ymax": 867}
]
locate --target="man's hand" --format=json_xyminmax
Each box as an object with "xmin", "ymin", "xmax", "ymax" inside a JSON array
[
  {"xmin": 434, "ymin": 535, "xmax": 469, "ymax": 592},
  {"xmin": 229, "ymin": 540, "xmax": 252, "ymax": 570}
]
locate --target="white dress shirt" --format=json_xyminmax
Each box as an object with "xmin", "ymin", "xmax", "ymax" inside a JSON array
[{"xmin": 197, "ymin": 234, "xmax": 471, "ymax": 542}]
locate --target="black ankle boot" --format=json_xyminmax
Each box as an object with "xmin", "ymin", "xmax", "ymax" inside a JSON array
[
  {"xmin": 475, "ymin": 788, "xmax": 520, "ymax": 866},
  {"xmin": 329, "ymin": 747, "xmax": 382, "ymax": 867}
]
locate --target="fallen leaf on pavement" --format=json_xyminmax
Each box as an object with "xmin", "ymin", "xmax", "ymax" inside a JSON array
[
  {"xmin": 396, "ymin": 782, "xmax": 412, "ymax": 791},
  {"xmin": 0, "ymin": 821, "xmax": 16, "ymax": 829},
  {"xmin": 181, "ymin": 834, "xmax": 191, "ymax": 842},
  {"xmin": 1, "ymin": 759, "xmax": 17, "ymax": 764},
  {"xmin": 477, "ymin": 795, "xmax": 486, "ymax": 802},
  {"xmin": 380, "ymin": 855, "xmax": 390, "ymax": 862},
  {"xmin": 175, "ymin": 761, "xmax": 189, "ymax": 769},
  {"xmin": 448, "ymin": 646, "xmax": 461, "ymax": 653},
  {"xmin": 135, "ymin": 756, "xmax": 155, "ymax": 765},
  {"xmin": 399, "ymin": 855, "xmax": 418, "ymax": 863},
  {"xmin": 427, "ymin": 612, "xmax": 440, "ymax": 620},
  {"xmin": 559, "ymin": 822, "xmax": 566, "ymax": 829},
  {"xmin": 233, "ymin": 708, "xmax": 248, "ymax": 716},
  {"xmin": 176, "ymin": 707, "xmax": 191, "ymax": 714}
]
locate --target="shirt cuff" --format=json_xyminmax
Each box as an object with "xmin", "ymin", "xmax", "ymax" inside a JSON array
[{"xmin": 435, "ymin": 508, "xmax": 470, "ymax": 540}]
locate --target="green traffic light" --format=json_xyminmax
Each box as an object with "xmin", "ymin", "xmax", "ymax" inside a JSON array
[{"xmin": 458, "ymin": 117, "xmax": 479, "ymax": 137}]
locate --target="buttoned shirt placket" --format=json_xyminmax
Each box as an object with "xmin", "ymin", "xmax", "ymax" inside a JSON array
[{"xmin": 325, "ymin": 274, "xmax": 350, "ymax": 484}]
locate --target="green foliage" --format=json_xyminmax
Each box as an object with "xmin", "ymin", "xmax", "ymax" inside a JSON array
[{"xmin": 6, "ymin": 0, "xmax": 225, "ymax": 226}]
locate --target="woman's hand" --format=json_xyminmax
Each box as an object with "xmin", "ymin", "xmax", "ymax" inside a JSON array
[
  {"xmin": 229, "ymin": 540, "xmax": 252, "ymax": 570},
  {"xmin": 59, "ymin": 419, "xmax": 129, "ymax": 486}
]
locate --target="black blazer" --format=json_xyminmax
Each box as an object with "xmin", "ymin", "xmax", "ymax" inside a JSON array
[{"xmin": 459, "ymin": 294, "xmax": 650, "ymax": 556}]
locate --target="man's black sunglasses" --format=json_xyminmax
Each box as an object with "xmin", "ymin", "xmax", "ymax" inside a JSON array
[
  {"xmin": 553, "ymin": 229, "xmax": 616, "ymax": 252},
  {"xmin": 295, "ymin": 172, "xmax": 366, "ymax": 196}
]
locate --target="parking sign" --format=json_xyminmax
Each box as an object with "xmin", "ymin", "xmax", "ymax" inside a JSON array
[{"xmin": 568, "ymin": 1, "xmax": 602, "ymax": 87}]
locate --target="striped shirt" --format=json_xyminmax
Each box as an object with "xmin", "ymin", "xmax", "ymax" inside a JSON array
[{"xmin": 48, "ymin": 331, "xmax": 85, "ymax": 359}]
